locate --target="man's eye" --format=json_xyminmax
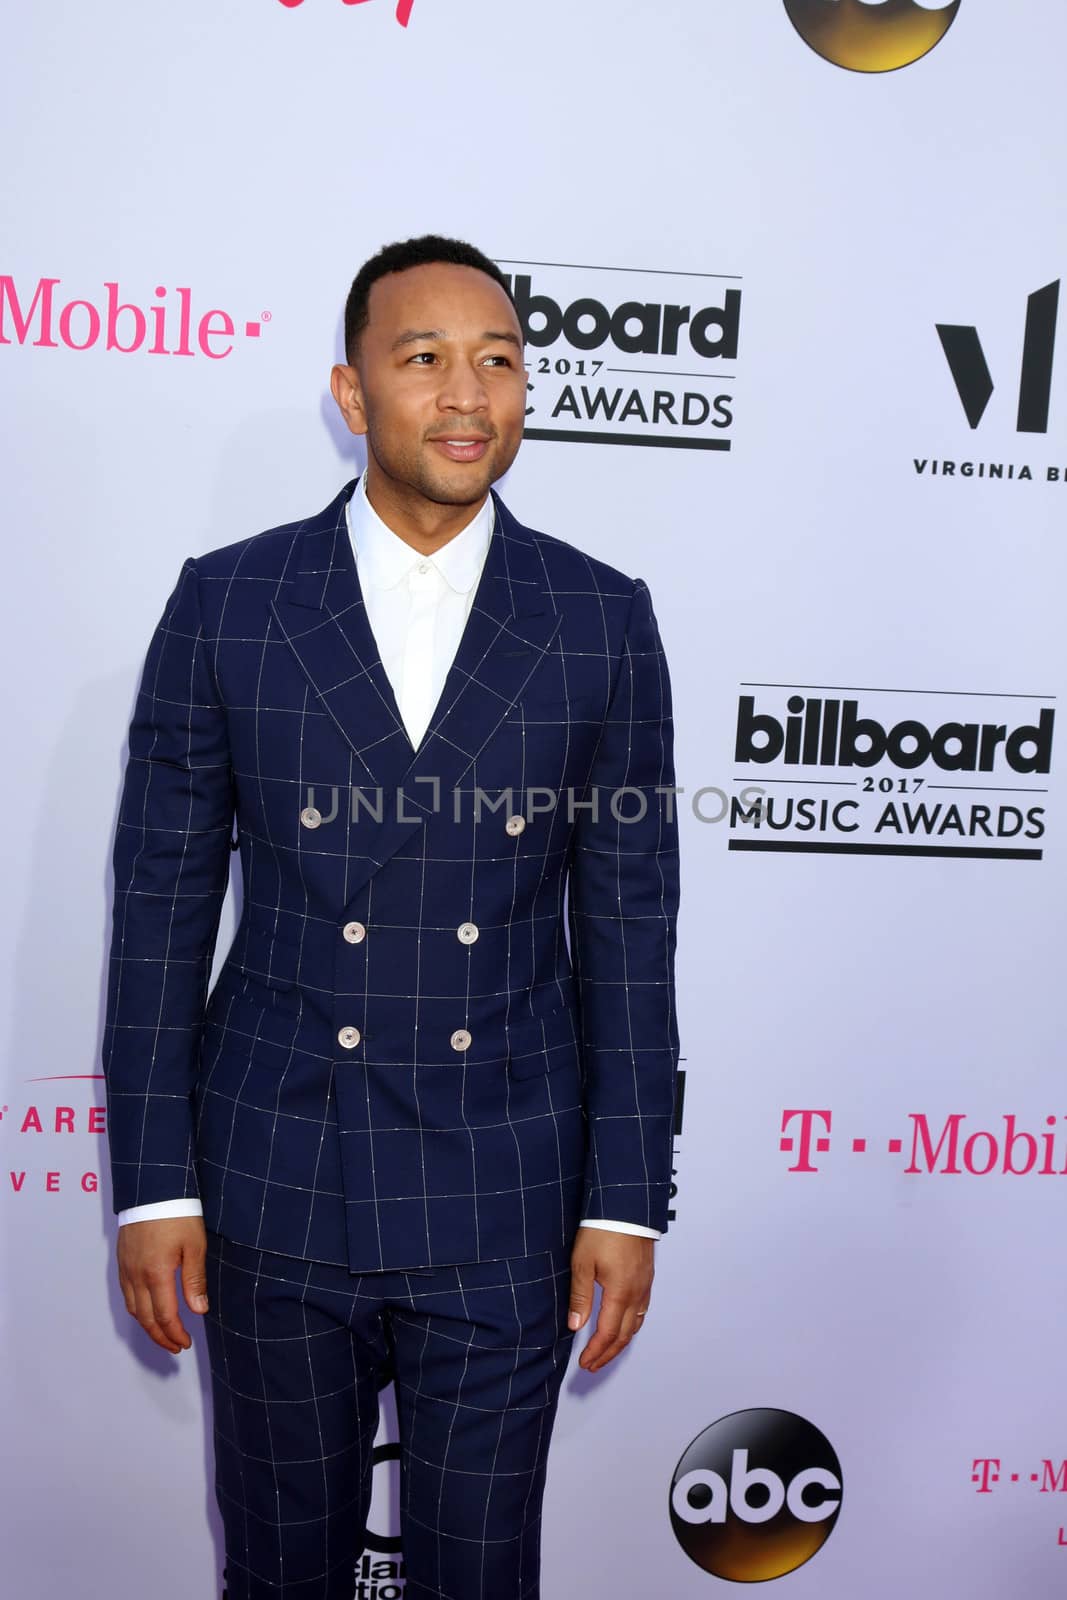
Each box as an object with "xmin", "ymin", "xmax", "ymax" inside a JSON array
[
  {"xmin": 409, "ymin": 352, "xmax": 436, "ymax": 364},
  {"xmin": 484, "ymin": 355, "xmax": 512, "ymax": 367}
]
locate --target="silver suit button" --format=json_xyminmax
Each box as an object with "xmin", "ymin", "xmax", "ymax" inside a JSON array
[
  {"xmin": 450, "ymin": 1028, "xmax": 472, "ymax": 1052},
  {"xmin": 505, "ymin": 814, "xmax": 525, "ymax": 836},
  {"xmin": 337, "ymin": 1026, "xmax": 362, "ymax": 1049},
  {"xmin": 457, "ymin": 922, "xmax": 479, "ymax": 944},
  {"xmin": 343, "ymin": 921, "xmax": 367, "ymax": 944},
  {"xmin": 300, "ymin": 806, "xmax": 322, "ymax": 830}
]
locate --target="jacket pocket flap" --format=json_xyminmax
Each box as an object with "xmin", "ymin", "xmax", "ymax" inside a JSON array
[
  {"xmin": 506, "ymin": 1006, "xmax": 580, "ymax": 1080},
  {"xmin": 228, "ymin": 926, "xmax": 298, "ymax": 991}
]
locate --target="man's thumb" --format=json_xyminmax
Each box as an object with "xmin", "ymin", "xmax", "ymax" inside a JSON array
[
  {"xmin": 182, "ymin": 1259, "xmax": 209, "ymax": 1316},
  {"xmin": 568, "ymin": 1261, "xmax": 594, "ymax": 1332}
]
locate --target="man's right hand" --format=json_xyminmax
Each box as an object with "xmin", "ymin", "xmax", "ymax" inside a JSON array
[{"xmin": 117, "ymin": 1216, "xmax": 209, "ymax": 1354}]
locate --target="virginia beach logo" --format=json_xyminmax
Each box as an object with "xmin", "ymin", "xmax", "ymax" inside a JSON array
[
  {"xmin": 498, "ymin": 258, "xmax": 739, "ymax": 452},
  {"xmin": 785, "ymin": 0, "xmax": 960, "ymax": 73},
  {"xmin": 918, "ymin": 278, "xmax": 1066, "ymax": 486},
  {"xmin": 670, "ymin": 1409, "xmax": 843, "ymax": 1581},
  {"xmin": 728, "ymin": 682, "xmax": 1054, "ymax": 861},
  {"xmin": 0, "ymin": 277, "xmax": 271, "ymax": 359}
]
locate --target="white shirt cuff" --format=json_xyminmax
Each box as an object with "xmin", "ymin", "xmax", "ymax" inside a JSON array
[
  {"xmin": 117, "ymin": 1199, "xmax": 205, "ymax": 1227},
  {"xmin": 117, "ymin": 1205, "xmax": 658, "ymax": 1237},
  {"xmin": 579, "ymin": 1218, "xmax": 661, "ymax": 1240}
]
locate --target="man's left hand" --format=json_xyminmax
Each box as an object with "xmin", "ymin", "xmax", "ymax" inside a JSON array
[{"xmin": 568, "ymin": 1228, "xmax": 654, "ymax": 1372}]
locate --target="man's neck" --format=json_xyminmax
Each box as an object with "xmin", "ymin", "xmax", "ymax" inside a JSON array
[{"xmin": 363, "ymin": 469, "xmax": 489, "ymax": 556}]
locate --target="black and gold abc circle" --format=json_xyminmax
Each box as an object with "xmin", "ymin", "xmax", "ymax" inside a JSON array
[
  {"xmin": 670, "ymin": 1409, "xmax": 842, "ymax": 1582},
  {"xmin": 785, "ymin": 0, "xmax": 961, "ymax": 73}
]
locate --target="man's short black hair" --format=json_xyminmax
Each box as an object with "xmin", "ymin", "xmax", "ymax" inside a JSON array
[{"xmin": 343, "ymin": 234, "xmax": 518, "ymax": 364}]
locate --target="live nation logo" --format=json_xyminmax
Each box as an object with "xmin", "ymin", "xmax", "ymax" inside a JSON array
[
  {"xmin": 498, "ymin": 258, "xmax": 739, "ymax": 452},
  {"xmin": 727, "ymin": 681, "xmax": 1055, "ymax": 861},
  {"xmin": 972, "ymin": 1456, "xmax": 1067, "ymax": 1551},
  {"xmin": 0, "ymin": 277, "xmax": 272, "ymax": 360},
  {"xmin": 780, "ymin": 1109, "xmax": 1067, "ymax": 1178},
  {"xmin": 917, "ymin": 277, "xmax": 1066, "ymax": 486}
]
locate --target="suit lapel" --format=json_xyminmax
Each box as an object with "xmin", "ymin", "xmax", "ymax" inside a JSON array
[
  {"xmin": 270, "ymin": 480, "xmax": 563, "ymax": 902},
  {"xmin": 270, "ymin": 481, "xmax": 413, "ymax": 795}
]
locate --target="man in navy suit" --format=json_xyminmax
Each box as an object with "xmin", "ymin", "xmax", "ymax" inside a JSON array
[{"xmin": 104, "ymin": 236, "xmax": 680, "ymax": 1600}]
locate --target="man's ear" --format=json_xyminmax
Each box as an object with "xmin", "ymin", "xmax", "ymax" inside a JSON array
[{"xmin": 330, "ymin": 362, "xmax": 368, "ymax": 437}]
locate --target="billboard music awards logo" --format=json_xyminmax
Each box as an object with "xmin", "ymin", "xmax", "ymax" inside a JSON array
[
  {"xmin": 784, "ymin": 0, "xmax": 961, "ymax": 73},
  {"xmin": 670, "ymin": 1409, "xmax": 843, "ymax": 1581},
  {"xmin": 727, "ymin": 682, "xmax": 1055, "ymax": 861},
  {"xmin": 0, "ymin": 277, "xmax": 271, "ymax": 360},
  {"xmin": 919, "ymin": 278, "xmax": 1067, "ymax": 487},
  {"xmin": 498, "ymin": 259, "xmax": 740, "ymax": 452}
]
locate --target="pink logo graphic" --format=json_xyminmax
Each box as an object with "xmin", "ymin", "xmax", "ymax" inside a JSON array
[
  {"xmin": 972, "ymin": 1457, "xmax": 1067, "ymax": 1549},
  {"xmin": 780, "ymin": 1108, "xmax": 1067, "ymax": 1176},
  {"xmin": 2, "ymin": 1093, "xmax": 107, "ymax": 1197},
  {"xmin": 277, "ymin": 0, "xmax": 415, "ymax": 25},
  {"xmin": 0, "ymin": 278, "xmax": 271, "ymax": 360},
  {"xmin": 973, "ymin": 1457, "xmax": 1067, "ymax": 1495}
]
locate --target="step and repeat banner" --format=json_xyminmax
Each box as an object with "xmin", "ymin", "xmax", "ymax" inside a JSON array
[{"xmin": 3, "ymin": 2, "xmax": 1065, "ymax": 1595}]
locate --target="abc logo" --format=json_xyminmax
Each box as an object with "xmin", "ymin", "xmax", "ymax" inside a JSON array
[
  {"xmin": 670, "ymin": 1409, "xmax": 842, "ymax": 1581},
  {"xmin": 784, "ymin": 0, "xmax": 960, "ymax": 75}
]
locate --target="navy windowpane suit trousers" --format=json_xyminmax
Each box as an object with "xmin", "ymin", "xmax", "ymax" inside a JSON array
[{"xmin": 206, "ymin": 1232, "xmax": 575, "ymax": 1600}]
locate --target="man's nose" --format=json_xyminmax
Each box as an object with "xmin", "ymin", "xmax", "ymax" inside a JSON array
[{"xmin": 438, "ymin": 362, "xmax": 489, "ymax": 413}]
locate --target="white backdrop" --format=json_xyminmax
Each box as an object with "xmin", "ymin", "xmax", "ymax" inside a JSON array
[{"xmin": 3, "ymin": 1, "xmax": 1065, "ymax": 1595}]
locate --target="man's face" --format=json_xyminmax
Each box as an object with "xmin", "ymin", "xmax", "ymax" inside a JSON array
[{"xmin": 333, "ymin": 261, "xmax": 528, "ymax": 516}]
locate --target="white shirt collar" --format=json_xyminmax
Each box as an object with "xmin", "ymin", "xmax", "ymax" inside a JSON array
[{"xmin": 346, "ymin": 472, "xmax": 494, "ymax": 595}]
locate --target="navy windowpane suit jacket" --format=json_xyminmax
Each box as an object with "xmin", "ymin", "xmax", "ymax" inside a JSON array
[{"xmin": 102, "ymin": 479, "xmax": 681, "ymax": 1273}]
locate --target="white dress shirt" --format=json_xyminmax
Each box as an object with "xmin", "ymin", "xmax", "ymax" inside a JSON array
[{"xmin": 118, "ymin": 476, "xmax": 658, "ymax": 1240}]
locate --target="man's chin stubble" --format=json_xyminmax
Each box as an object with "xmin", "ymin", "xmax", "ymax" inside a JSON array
[{"xmin": 417, "ymin": 459, "xmax": 509, "ymax": 507}]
